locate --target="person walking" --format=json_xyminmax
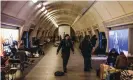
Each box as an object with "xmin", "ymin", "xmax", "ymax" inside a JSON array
[
  {"xmin": 56, "ymin": 34, "xmax": 74, "ymax": 73},
  {"xmin": 79, "ymin": 35, "xmax": 93, "ymax": 71}
]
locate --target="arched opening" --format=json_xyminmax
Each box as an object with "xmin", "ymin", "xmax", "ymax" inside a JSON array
[{"xmin": 53, "ymin": 24, "xmax": 76, "ymax": 41}]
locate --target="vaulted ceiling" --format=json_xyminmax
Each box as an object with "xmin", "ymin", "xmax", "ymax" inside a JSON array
[
  {"xmin": 1, "ymin": 1, "xmax": 133, "ymax": 37},
  {"xmin": 1, "ymin": 1, "xmax": 95, "ymax": 32}
]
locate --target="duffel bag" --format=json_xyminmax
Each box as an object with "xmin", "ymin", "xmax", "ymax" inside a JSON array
[{"xmin": 54, "ymin": 71, "xmax": 65, "ymax": 76}]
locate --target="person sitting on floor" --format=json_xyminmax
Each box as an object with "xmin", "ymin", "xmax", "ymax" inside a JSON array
[
  {"xmin": 107, "ymin": 48, "xmax": 119, "ymax": 67},
  {"xmin": 115, "ymin": 52, "xmax": 128, "ymax": 70}
]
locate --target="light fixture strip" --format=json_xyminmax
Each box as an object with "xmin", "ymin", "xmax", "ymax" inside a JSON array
[{"xmin": 31, "ymin": 0, "xmax": 38, "ymax": 3}]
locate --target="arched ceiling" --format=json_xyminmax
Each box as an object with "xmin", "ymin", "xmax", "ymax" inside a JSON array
[
  {"xmin": 1, "ymin": 1, "xmax": 133, "ymax": 37},
  {"xmin": 1, "ymin": 1, "xmax": 133, "ymax": 40},
  {"xmin": 1, "ymin": 0, "xmax": 95, "ymax": 32},
  {"xmin": 73, "ymin": 1, "xmax": 133, "ymax": 33}
]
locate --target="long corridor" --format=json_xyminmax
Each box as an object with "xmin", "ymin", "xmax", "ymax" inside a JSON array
[{"xmin": 24, "ymin": 45, "xmax": 99, "ymax": 80}]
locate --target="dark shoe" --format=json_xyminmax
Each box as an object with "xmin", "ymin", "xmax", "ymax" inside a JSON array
[
  {"xmin": 84, "ymin": 68, "xmax": 87, "ymax": 71},
  {"xmin": 64, "ymin": 68, "xmax": 67, "ymax": 73},
  {"xmin": 84, "ymin": 68, "xmax": 90, "ymax": 72},
  {"xmin": 90, "ymin": 67, "xmax": 92, "ymax": 69},
  {"xmin": 84, "ymin": 70, "xmax": 89, "ymax": 72},
  {"xmin": 64, "ymin": 70, "xmax": 67, "ymax": 73}
]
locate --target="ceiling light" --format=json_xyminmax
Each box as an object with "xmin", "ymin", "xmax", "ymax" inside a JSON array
[
  {"xmin": 43, "ymin": 2, "xmax": 46, "ymax": 6},
  {"xmin": 41, "ymin": 7, "xmax": 46, "ymax": 11},
  {"xmin": 31, "ymin": 0, "xmax": 38, "ymax": 3},
  {"xmin": 37, "ymin": 3, "xmax": 41, "ymax": 8},
  {"xmin": 44, "ymin": 10, "xmax": 47, "ymax": 14}
]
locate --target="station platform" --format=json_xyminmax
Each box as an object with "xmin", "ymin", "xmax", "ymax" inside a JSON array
[{"xmin": 23, "ymin": 44, "xmax": 105, "ymax": 80}]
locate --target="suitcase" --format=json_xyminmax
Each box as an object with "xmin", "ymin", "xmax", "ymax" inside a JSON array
[{"xmin": 54, "ymin": 71, "xmax": 65, "ymax": 76}]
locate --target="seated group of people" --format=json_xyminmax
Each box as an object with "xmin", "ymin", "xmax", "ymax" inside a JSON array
[
  {"xmin": 107, "ymin": 48, "xmax": 129, "ymax": 70},
  {"xmin": 1, "ymin": 39, "xmax": 46, "ymax": 80}
]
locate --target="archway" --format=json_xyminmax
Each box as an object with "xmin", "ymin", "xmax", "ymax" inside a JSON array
[{"xmin": 53, "ymin": 24, "xmax": 76, "ymax": 40}]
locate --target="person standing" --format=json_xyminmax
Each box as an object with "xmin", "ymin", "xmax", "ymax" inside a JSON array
[
  {"xmin": 90, "ymin": 35, "xmax": 97, "ymax": 47},
  {"xmin": 79, "ymin": 35, "xmax": 93, "ymax": 71},
  {"xmin": 59, "ymin": 35, "xmax": 62, "ymax": 41},
  {"xmin": 90, "ymin": 35, "xmax": 97, "ymax": 55},
  {"xmin": 56, "ymin": 34, "xmax": 74, "ymax": 73}
]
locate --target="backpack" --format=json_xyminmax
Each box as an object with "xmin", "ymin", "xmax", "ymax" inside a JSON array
[{"xmin": 54, "ymin": 71, "xmax": 65, "ymax": 76}]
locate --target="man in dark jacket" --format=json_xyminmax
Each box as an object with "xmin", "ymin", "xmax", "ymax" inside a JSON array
[
  {"xmin": 90, "ymin": 35, "xmax": 97, "ymax": 47},
  {"xmin": 79, "ymin": 35, "xmax": 92, "ymax": 71},
  {"xmin": 57, "ymin": 34, "xmax": 74, "ymax": 73}
]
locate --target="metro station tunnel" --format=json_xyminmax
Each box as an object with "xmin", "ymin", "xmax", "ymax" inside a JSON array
[{"xmin": 1, "ymin": 0, "xmax": 133, "ymax": 80}]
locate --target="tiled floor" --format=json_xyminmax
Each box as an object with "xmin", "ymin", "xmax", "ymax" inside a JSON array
[{"xmin": 24, "ymin": 45, "xmax": 100, "ymax": 80}]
